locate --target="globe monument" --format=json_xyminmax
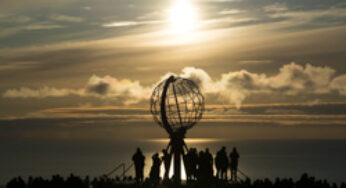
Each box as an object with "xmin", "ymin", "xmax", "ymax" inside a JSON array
[{"xmin": 150, "ymin": 75, "xmax": 205, "ymax": 183}]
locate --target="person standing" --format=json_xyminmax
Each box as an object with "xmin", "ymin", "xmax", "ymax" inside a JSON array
[
  {"xmin": 190, "ymin": 148, "xmax": 199, "ymax": 180},
  {"xmin": 205, "ymin": 148, "xmax": 214, "ymax": 178},
  {"xmin": 216, "ymin": 147, "xmax": 228, "ymax": 180},
  {"xmin": 229, "ymin": 147, "xmax": 240, "ymax": 182},
  {"xmin": 132, "ymin": 148, "xmax": 145, "ymax": 183},
  {"xmin": 184, "ymin": 149, "xmax": 192, "ymax": 181},
  {"xmin": 149, "ymin": 153, "xmax": 162, "ymax": 184},
  {"xmin": 161, "ymin": 149, "xmax": 171, "ymax": 179}
]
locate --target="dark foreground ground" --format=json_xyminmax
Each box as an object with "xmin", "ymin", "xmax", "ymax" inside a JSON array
[{"xmin": 5, "ymin": 173, "xmax": 346, "ymax": 188}]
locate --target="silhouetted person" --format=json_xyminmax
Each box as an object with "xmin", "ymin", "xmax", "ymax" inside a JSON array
[
  {"xmin": 149, "ymin": 153, "xmax": 162, "ymax": 184},
  {"xmin": 197, "ymin": 150, "xmax": 205, "ymax": 180},
  {"xmin": 132, "ymin": 148, "xmax": 145, "ymax": 183},
  {"xmin": 161, "ymin": 149, "xmax": 171, "ymax": 179},
  {"xmin": 230, "ymin": 147, "xmax": 240, "ymax": 182},
  {"xmin": 27, "ymin": 176, "xmax": 33, "ymax": 188},
  {"xmin": 51, "ymin": 174, "xmax": 64, "ymax": 188},
  {"xmin": 91, "ymin": 178, "xmax": 98, "ymax": 188},
  {"xmin": 7, "ymin": 177, "xmax": 25, "ymax": 188},
  {"xmin": 66, "ymin": 173, "xmax": 84, "ymax": 188},
  {"xmin": 216, "ymin": 146, "xmax": 229, "ymax": 180},
  {"xmin": 83, "ymin": 176, "xmax": 90, "ymax": 188},
  {"xmin": 205, "ymin": 148, "xmax": 214, "ymax": 178},
  {"xmin": 196, "ymin": 149, "xmax": 213, "ymax": 182},
  {"xmin": 190, "ymin": 148, "xmax": 199, "ymax": 180},
  {"xmin": 184, "ymin": 148, "xmax": 194, "ymax": 181}
]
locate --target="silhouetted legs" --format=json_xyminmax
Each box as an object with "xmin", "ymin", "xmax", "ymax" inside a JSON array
[
  {"xmin": 230, "ymin": 147, "xmax": 239, "ymax": 182},
  {"xmin": 162, "ymin": 149, "xmax": 171, "ymax": 179},
  {"xmin": 221, "ymin": 168, "xmax": 228, "ymax": 180},
  {"xmin": 231, "ymin": 168, "xmax": 237, "ymax": 182}
]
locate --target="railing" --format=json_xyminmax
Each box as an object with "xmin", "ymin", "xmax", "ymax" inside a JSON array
[
  {"xmin": 238, "ymin": 168, "xmax": 250, "ymax": 180},
  {"xmin": 105, "ymin": 163, "xmax": 134, "ymax": 178},
  {"xmin": 123, "ymin": 163, "xmax": 134, "ymax": 177}
]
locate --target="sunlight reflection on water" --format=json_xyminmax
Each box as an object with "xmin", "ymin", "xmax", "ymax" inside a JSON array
[{"xmin": 143, "ymin": 138, "xmax": 226, "ymax": 143}]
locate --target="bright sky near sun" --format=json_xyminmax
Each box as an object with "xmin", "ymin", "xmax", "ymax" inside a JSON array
[
  {"xmin": 0, "ymin": 0, "xmax": 346, "ymax": 141},
  {"xmin": 168, "ymin": 0, "xmax": 198, "ymax": 34}
]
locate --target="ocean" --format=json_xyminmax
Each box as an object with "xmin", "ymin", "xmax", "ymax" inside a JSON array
[{"xmin": 1, "ymin": 139, "xmax": 345, "ymax": 185}]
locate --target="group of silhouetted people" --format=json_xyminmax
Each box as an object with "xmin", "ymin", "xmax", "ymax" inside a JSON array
[
  {"xmin": 6, "ymin": 173, "xmax": 346, "ymax": 188},
  {"xmin": 184, "ymin": 148, "xmax": 214, "ymax": 181},
  {"xmin": 5, "ymin": 146, "xmax": 346, "ymax": 188},
  {"xmin": 132, "ymin": 146, "xmax": 240, "ymax": 183}
]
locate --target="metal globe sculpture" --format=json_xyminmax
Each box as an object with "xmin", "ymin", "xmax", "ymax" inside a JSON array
[
  {"xmin": 150, "ymin": 75, "xmax": 205, "ymax": 183},
  {"xmin": 150, "ymin": 76, "xmax": 204, "ymax": 133}
]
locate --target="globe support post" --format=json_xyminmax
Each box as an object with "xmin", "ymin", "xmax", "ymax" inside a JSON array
[{"xmin": 166, "ymin": 128, "xmax": 188, "ymax": 184}]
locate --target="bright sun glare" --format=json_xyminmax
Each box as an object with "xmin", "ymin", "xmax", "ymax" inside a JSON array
[{"xmin": 169, "ymin": 0, "xmax": 198, "ymax": 34}]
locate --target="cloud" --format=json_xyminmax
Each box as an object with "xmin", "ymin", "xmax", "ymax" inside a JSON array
[
  {"xmin": 203, "ymin": 0, "xmax": 242, "ymax": 2},
  {"xmin": 268, "ymin": 6, "xmax": 346, "ymax": 26},
  {"xmin": 3, "ymin": 75, "xmax": 151, "ymax": 105},
  {"xmin": 102, "ymin": 20, "xmax": 161, "ymax": 28},
  {"xmin": 0, "ymin": 22, "xmax": 63, "ymax": 38},
  {"xmin": 3, "ymin": 103, "xmax": 346, "ymax": 130},
  {"xmin": 3, "ymin": 63, "xmax": 346, "ymax": 107},
  {"xmin": 179, "ymin": 67, "xmax": 213, "ymax": 90},
  {"xmin": 3, "ymin": 87, "xmax": 82, "ymax": 98},
  {"xmin": 330, "ymin": 75, "xmax": 346, "ymax": 95},
  {"xmin": 85, "ymin": 75, "xmax": 151, "ymax": 105},
  {"xmin": 207, "ymin": 2, "xmax": 346, "ymax": 32},
  {"xmin": 218, "ymin": 9, "xmax": 246, "ymax": 15},
  {"xmin": 269, "ymin": 63, "xmax": 335, "ymax": 94},
  {"xmin": 237, "ymin": 60, "xmax": 273, "ymax": 65},
  {"xmin": 24, "ymin": 23, "xmax": 63, "ymax": 30},
  {"xmin": 263, "ymin": 3, "xmax": 288, "ymax": 13},
  {"xmin": 50, "ymin": 14, "xmax": 84, "ymax": 23},
  {"xmin": 0, "ymin": 14, "xmax": 32, "ymax": 23},
  {"xmin": 82, "ymin": 6, "xmax": 92, "ymax": 11},
  {"xmin": 0, "ymin": 61, "xmax": 38, "ymax": 71},
  {"xmin": 176, "ymin": 63, "xmax": 341, "ymax": 108}
]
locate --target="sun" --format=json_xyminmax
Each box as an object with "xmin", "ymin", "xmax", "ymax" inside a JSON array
[{"xmin": 168, "ymin": 0, "xmax": 198, "ymax": 34}]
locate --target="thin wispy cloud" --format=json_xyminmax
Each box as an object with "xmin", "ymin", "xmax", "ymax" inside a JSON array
[
  {"xmin": 3, "ymin": 102, "xmax": 346, "ymax": 128},
  {"xmin": 263, "ymin": 3, "xmax": 288, "ymax": 13},
  {"xmin": 0, "ymin": 14, "xmax": 32, "ymax": 23},
  {"xmin": 237, "ymin": 60, "xmax": 273, "ymax": 65},
  {"xmin": 218, "ymin": 9, "xmax": 246, "ymax": 15},
  {"xmin": 50, "ymin": 14, "xmax": 84, "ymax": 23},
  {"xmin": 268, "ymin": 6, "xmax": 346, "ymax": 26},
  {"xmin": 0, "ymin": 22, "xmax": 63, "ymax": 38},
  {"xmin": 102, "ymin": 20, "xmax": 161, "ymax": 28}
]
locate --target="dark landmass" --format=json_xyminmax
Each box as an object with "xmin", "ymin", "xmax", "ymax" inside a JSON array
[{"xmin": 6, "ymin": 173, "xmax": 346, "ymax": 188}]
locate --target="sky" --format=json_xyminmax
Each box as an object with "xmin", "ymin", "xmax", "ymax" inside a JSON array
[{"xmin": 1, "ymin": 0, "xmax": 346, "ymax": 142}]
